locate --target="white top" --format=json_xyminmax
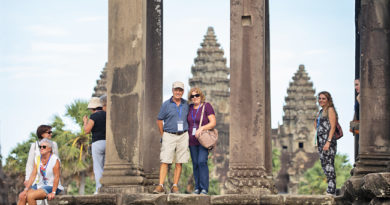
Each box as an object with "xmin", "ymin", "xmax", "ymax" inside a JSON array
[
  {"xmin": 25, "ymin": 141, "xmax": 59, "ymax": 182},
  {"xmin": 36, "ymin": 154, "xmax": 64, "ymax": 190}
]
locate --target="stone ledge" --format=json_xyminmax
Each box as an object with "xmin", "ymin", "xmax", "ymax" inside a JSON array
[{"xmin": 49, "ymin": 194, "xmax": 335, "ymax": 205}]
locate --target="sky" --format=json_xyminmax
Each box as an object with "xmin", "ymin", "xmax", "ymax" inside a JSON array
[{"xmin": 1, "ymin": 0, "xmax": 355, "ymax": 164}]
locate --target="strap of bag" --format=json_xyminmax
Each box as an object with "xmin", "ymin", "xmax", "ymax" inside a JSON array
[{"xmin": 199, "ymin": 103, "xmax": 206, "ymax": 127}]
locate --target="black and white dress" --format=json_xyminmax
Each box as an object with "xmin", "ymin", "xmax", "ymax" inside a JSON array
[{"xmin": 316, "ymin": 109, "xmax": 337, "ymax": 194}]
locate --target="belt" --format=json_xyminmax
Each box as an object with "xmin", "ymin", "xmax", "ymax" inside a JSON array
[{"xmin": 165, "ymin": 131, "xmax": 187, "ymax": 135}]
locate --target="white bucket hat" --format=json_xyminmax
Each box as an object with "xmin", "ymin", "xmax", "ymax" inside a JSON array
[{"xmin": 88, "ymin": 97, "xmax": 102, "ymax": 109}]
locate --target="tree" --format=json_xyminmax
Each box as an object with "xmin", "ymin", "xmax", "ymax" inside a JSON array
[
  {"xmin": 54, "ymin": 100, "xmax": 93, "ymax": 195},
  {"xmin": 298, "ymin": 153, "xmax": 353, "ymax": 194}
]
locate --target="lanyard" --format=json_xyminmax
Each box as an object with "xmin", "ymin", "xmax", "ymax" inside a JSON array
[
  {"xmin": 172, "ymin": 101, "xmax": 182, "ymax": 119},
  {"xmin": 316, "ymin": 110, "xmax": 323, "ymax": 129},
  {"xmin": 191, "ymin": 104, "xmax": 202, "ymax": 125},
  {"xmin": 40, "ymin": 153, "xmax": 52, "ymax": 177}
]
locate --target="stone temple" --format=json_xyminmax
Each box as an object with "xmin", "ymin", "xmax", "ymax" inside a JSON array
[
  {"xmin": 188, "ymin": 26, "xmax": 230, "ymax": 193},
  {"xmin": 272, "ymin": 64, "xmax": 319, "ymax": 194},
  {"xmin": 46, "ymin": 0, "xmax": 390, "ymax": 204}
]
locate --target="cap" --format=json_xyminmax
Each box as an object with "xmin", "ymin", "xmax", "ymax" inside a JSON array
[{"xmin": 172, "ymin": 81, "xmax": 184, "ymax": 90}]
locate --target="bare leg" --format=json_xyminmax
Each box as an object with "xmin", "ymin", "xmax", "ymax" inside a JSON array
[
  {"xmin": 173, "ymin": 163, "xmax": 182, "ymax": 185},
  {"xmin": 159, "ymin": 163, "xmax": 168, "ymax": 185},
  {"xmin": 26, "ymin": 189, "xmax": 46, "ymax": 205}
]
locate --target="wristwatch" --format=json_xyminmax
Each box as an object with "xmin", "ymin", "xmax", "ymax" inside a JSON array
[
  {"xmin": 51, "ymin": 191, "xmax": 56, "ymax": 195},
  {"xmin": 327, "ymin": 139, "xmax": 332, "ymax": 142}
]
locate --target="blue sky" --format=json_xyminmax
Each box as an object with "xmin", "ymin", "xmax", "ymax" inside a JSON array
[{"xmin": 1, "ymin": 0, "xmax": 355, "ymax": 164}]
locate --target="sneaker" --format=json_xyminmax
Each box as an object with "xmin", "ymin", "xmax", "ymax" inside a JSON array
[
  {"xmin": 200, "ymin": 189, "xmax": 208, "ymax": 195},
  {"xmin": 192, "ymin": 189, "xmax": 200, "ymax": 194},
  {"xmin": 171, "ymin": 185, "xmax": 180, "ymax": 194},
  {"xmin": 153, "ymin": 185, "xmax": 165, "ymax": 194}
]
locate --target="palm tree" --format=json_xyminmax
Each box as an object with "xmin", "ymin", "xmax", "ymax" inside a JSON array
[{"xmin": 53, "ymin": 100, "xmax": 92, "ymax": 195}]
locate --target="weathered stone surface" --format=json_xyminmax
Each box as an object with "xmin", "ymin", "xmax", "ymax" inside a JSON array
[
  {"xmin": 49, "ymin": 194, "xmax": 336, "ymax": 205},
  {"xmin": 341, "ymin": 1, "xmax": 390, "ymax": 203},
  {"xmin": 101, "ymin": 0, "xmax": 162, "ymax": 193},
  {"xmin": 227, "ymin": 0, "xmax": 275, "ymax": 194},
  {"xmin": 362, "ymin": 173, "xmax": 390, "ymax": 198},
  {"xmin": 51, "ymin": 194, "xmax": 117, "ymax": 205}
]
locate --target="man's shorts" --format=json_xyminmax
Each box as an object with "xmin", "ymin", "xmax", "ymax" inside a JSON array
[
  {"xmin": 160, "ymin": 131, "xmax": 189, "ymax": 164},
  {"xmin": 31, "ymin": 184, "xmax": 62, "ymax": 195}
]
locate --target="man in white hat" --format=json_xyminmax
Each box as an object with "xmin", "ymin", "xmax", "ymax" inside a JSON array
[
  {"xmin": 83, "ymin": 97, "xmax": 106, "ymax": 194},
  {"xmin": 153, "ymin": 81, "xmax": 189, "ymax": 194}
]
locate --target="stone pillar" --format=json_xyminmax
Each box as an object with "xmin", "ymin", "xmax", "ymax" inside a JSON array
[
  {"xmin": 343, "ymin": 0, "xmax": 390, "ymax": 203},
  {"xmin": 225, "ymin": 0, "xmax": 276, "ymax": 194},
  {"xmin": 100, "ymin": 0, "xmax": 162, "ymax": 194}
]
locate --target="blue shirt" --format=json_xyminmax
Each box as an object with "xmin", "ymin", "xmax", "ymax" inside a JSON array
[{"xmin": 157, "ymin": 97, "xmax": 189, "ymax": 132}]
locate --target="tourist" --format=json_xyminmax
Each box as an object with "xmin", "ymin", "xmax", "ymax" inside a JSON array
[
  {"xmin": 25, "ymin": 125, "xmax": 59, "ymax": 187},
  {"xmin": 18, "ymin": 138, "xmax": 63, "ymax": 205},
  {"xmin": 315, "ymin": 91, "xmax": 338, "ymax": 195},
  {"xmin": 83, "ymin": 97, "xmax": 106, "ymax": 194},
  {"xmin": 187, "ymin": 87, "xmax": 216, "ymax": 195},
  {"xmin": 153, "ymin": 81, "xmax": 190, "ymax": 194},
  {"xmin": 350, "ymin": 79, "xmax": 360, "ymax": 161}
]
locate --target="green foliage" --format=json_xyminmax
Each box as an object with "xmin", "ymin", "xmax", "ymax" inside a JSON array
[
  {"xmin": 272, "ymin": 147, "xmax": 281, "ymax": 177},
  {"xmin": 4, "ymin": 99, "xmax": 93, "ymax": 195},
  {"xmin": 4, "ymin": 134, "xmax": 37, "ymax": 176},
  {"xmin": 298, "ymin": 153, "xmax": 353, "ymax": 194},
  {"xmin": 67, "ymin": 176, "xmax": 96, "ymax": 195},
  {"xmin": 168, "ymin": 153, "xmax": 220, "ymax": 195}
]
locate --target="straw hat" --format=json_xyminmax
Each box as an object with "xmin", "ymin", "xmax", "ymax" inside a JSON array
[{"xmin": 88, "ymin": 97, "xmax": 102, "ymax": 109}]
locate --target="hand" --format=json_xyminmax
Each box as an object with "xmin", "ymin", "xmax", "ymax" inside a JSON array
[
  {"xmin": 23, "ymin": 180, "xmax": 28, "ymax": 186},
  {"xmin": 19, "ymin": 190, "xmax": 27, "ymax": 201},
  {"xmin": 195, "ymin": 126, "xmax": 204, "ymax": 138},
  {"xmin": 322, "ymin": 141, "xmax": 330, "ymax": 151},
  {"xmin": 47, "ymin": 192, "xmax": 56, "ymax": 200},
  {"xmin": 83, "ymin": 115, "xmax": 88, "ymax": 124}
]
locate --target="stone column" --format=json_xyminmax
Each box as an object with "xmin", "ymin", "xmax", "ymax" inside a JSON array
[
  {"xmin": 344, "ymin": 0, "xmax": 390, "ymax": 203},
  {"xmin": 100, "ymin": 0, "xmax": 162, "ymax": 194},
  {"xmin": 226, "ymin": 0, "xmax": 276, "ymax": 194}
]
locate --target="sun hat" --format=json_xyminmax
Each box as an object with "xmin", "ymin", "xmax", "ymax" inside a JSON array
[
  {"xmin": 172, "ymin": 81, "xmax": 184, "ymax": 90},
  {"xmin": 88, "ymin": 97, "xmax": 102, "ymax": 109}
]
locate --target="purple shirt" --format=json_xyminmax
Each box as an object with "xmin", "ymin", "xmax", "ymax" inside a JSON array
[{"xmin": 187, "ymin": 102, "xmax": 215, "ymax": 146}]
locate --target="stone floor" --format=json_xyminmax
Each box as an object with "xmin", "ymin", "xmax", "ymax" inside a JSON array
[{"xmin": 49, "ymin": 193, "xmax": 337, "ymax": 205}]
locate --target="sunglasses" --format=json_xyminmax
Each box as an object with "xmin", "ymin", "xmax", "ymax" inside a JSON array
[
  {"xmin": 46, "ymin": 131, "xmax": 53, "ymax": 134},
  {"xmin": 39, "ymin": 145, "xmax": 48, "ymax": 149},
  {"xmin": 190, "ymin": 94, "xmax": 200, "ymax": 99}
]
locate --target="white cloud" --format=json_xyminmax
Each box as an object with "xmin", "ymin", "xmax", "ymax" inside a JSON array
[
  {"xmin": 25, "ymin": 25, "xmax": 69, "ymax": 37},
  {"xmin": 76, "ymin": 16, "xmax": 105, "ymax": 23},
  {"xmin": 31, "ymin": 42, "xmax": 104, "ymax": 53}
]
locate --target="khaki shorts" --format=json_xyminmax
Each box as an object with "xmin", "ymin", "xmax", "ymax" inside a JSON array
[{"xmin": 160, "ymin": 132, "xmax": 189, "ymax": 164}]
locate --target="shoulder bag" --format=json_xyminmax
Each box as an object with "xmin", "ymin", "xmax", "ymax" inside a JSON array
[{"xmin": 196, "ymin": 103, "xmax": 218, "ymax": 150}]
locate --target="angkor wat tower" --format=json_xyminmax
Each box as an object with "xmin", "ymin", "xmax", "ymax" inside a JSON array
[
  {"xmin": 272, "ymin": 64, "xmax": 319, "ymax": 194},
  {"xmin": 189, "ymin": 27, "xmax": 230, "ymax": 192},
  {"xmin": 92, "ymin": 63, "xmax": 108, "ymax": 97}
]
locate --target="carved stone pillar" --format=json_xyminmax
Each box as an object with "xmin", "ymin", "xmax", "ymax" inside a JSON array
[
  {"xmin": 100, "ymin": 0, "xmax": 162, "ymax": 194},
  {"xmin": 343, "ymin": 0, "xmax": 390, "ymax": 203},
  {"xmin": 226, "ymin": 0, "xmax": 276, "ymax": 194}
]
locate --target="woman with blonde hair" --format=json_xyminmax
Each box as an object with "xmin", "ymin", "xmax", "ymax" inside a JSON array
[
  {"xmin": 18, "ymin": 138, "xmax": 63, "ymax": 205},
  {"xmin": 186, "ymin": 87, "xmax": 216, "ymax": 195},
  {"xmin": 314, "ymin": 91, "xmax": 338, "ymax": 195}
]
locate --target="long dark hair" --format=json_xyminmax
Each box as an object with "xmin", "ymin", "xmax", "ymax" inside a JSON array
[{"xmin": 36, "ymin": 125, "xmax": 52, "ymax": 140}]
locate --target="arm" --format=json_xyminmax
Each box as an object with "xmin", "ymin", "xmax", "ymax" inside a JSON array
[
  {"xmin": 83, "ymin": 115, "xmax": 95, "ymax": 134},
  {"xmin": 25, "ymin": 143, "xmax": 35, "ymax": 182},
  {"xmin": 157, "ymin": 120, "xmax": 164, "ymax": 136},
  {"xmin": 323, "ymin": 107, "xmax": 337, "ymax": 151},
  {"xmin": 47, "ymin": 159, "xmax": 60, "ymax": 200},
  {"xmin": 20, "ymin": 161, "xmax": 38, "ymax": 200}
]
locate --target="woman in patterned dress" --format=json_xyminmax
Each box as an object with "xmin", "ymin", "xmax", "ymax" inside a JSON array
[{"xmin": 315, "ymin": 91, "xmax": 338, "ymax": 195}]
